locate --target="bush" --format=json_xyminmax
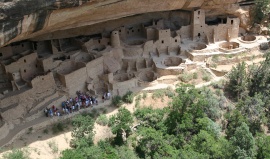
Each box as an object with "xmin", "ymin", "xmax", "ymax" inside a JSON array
[
  {"xmin": 180, "ymin": 72, "xmax": 193, "ymax": 82},
  {"xmin": 201, "ymin": 69, "xmax": 211, "ymax": 82},
  {"xmin": 89, "ymin": 108, "xmax": 100, "ymax": 118},
  {"xmin": 43, "ymin": 128, "xmax": 49, "ymax": 134},
  {"xmin": 193, "ymin": 72, "xmax": 198, "ymax": 79},
  {"xmin": 142, "ymin": 92, "xmax": 147, "ymax": 99},
  {"xmin": 112, "ymin": 96, "xmax": 123, "ymax": 107},
  {"xmin": 165, "ymin": 87, "xmax": 175, "ymax": 98},
  {"xmin": 202, "ymin": 74, "xmax": 211, "ymax": 81},
  {"xmin": 52, "ymin": 122, "xmax": 65, "ymax": 134},
  {"xmin": 122, "ymin": 91, "xmax": 134, "ymax": 104},
  {"xmin": 3, "ymin": 149, "xmax": 29, "ymax": 159},
  {"xmin": 47, "ymin": 140, "xmax": 59, "ymax": 154},
  {"xmin": 152, "ymin": 89, "xmax": 165, "ymax": 99},
  {"xmin": 212, "ymin": 55, "xmax": 219, "ymax": 62},
  {"xmin": 96, "ymin": 115, "xmax": 109, "ymax": 126}
]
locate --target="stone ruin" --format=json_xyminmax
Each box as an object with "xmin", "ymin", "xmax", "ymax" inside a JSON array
[{"xmin": 0, "ymin": 9, "xmax": 268, "ymax": 141}]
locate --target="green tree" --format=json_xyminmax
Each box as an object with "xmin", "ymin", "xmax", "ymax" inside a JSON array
[
  {"xmin": 236, "ymin": 94, "xmax": 266, "ymax": 134},
  {"xmin": 134, "ymin": 107, "xmax": 167, "ymax": 132},
  {"xmin": 230, "ymin": 122, "xmax": 256, "ymax": 159},
  {"xmin": 165, "ymin": 85, "xmax": 207, "ymax": 139},
  {"xmin": 252, "ymin": 0, "xmax": 270, "ymax": 24},
  {"xmin": 226, "ymin": 62, "xmax": 248, "ymax": 100},
  {"xmin": 256, "ymin": 133, "xmax": 270, "ymax": 159},
  {"xmin": 249, "ymin": 53, "xmax": 270, "ymax": 97},
  {"xmin": 185, "ymin": 130, "xmax": 233, "ymax": 159},
  {"xmin": 200, "ymin": 87, "xmax": 221, "ymax": 120},
  {"xmin": 116, "ymin": 146, "xmax": 139, "ymax": 159},
  {"xmin": 225, "ymin": 110, "xmax": 247, "ymax": 139},
  {"xmin": 70, "ymin": 114, "xmax": 95, "ymax": 148},
  {"xmin": 109, "ymin": 107, "xmax": 133, "ymax": 145},
  {"xmin": 60, "ymin": 149, "xmax": 85, "ymax": 159},
  {"xmin": 98, "ymin": 140, "xmax": 119, "ymax": 159},
  {"xmin": 136, "ymin": 127, "xmax": 179, "ymax": 159}
]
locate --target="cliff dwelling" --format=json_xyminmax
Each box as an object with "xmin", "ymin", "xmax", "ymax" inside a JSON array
[{"xmin": 0, "ymin": 0, "xmax": 269, "ymax": 147}]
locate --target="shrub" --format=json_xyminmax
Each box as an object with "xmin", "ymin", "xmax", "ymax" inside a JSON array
[
  {"xmin": 112, "ymin": 95, "xmax": 123, "ymax": 107},
  {"xmin": 89, "ymin": 108, "xmax": 100, "ymax": 118},
  {"xmin": 165, "ymin": 87, "xmax": 175, "ymax": 98},
  {"xmin": 96, "ymin": 114, "xmax": 109, "ymax": 126},
  {"xmin": 47, "ymin": 140, "xmax": 59, "ymax": 154},
  {"xmin": 211, "ymin": 63, "xmax": 217, "ymax": 69},
  {"xmin": 201, "ymin": 69, "xmax": 211, "ymax": 82},
  {"xmin": 212, "ymin": 80, "xmax": 225, "ymax": 89},
  {"xmin": 43, "ymin": 128, "xmax": 49, "ymax": 134},
  {"xmin": 100, "ymin": 107, "xmax": 107, "ymax": 114},
  {"xmin": 212, "ymin": 55, "xmax": 219, "ymax": 62},
  {"xmin": 142, "ymin": 92, "xmax": 147, "ymax": 99},
  {"xmin": 52, "ymin": 122, "xmax": 65, "ymax": 134},
  {"xmin": 202, "ymin": 74, "xmax": 211, "ymax": 81},
  {"xmin": 3, "ymin": 149, "xmax": 29, "ymax": 159},
  {"xmin": 180, "ymin": 72, "xmax": 193, "ymax": 82},
  {"xmin": 193, "ymin": 72, "xmax": 198, "ymax": 79},
  {"xmin": 122, "ymin": 91, "xmax": 134, "ymax": 104},
  {"xmin": 152, "ymin": 89, "xmax": 165, "ymax": 99}
]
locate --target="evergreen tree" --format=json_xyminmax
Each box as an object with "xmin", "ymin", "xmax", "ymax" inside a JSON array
[
  {"xmin": 109, "ymin": 107, "xmax": 133, "ymax": 145},
  {"xmin": 226, "ymin": 62, "xmax": 248, "ymax": 100},
  {"xmin": 230, "ymin": 122, "xmax": 256, "ymax": 159}
]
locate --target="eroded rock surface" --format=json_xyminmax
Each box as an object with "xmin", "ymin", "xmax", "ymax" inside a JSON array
[{"xmin": 0, "ymin": 0, "xmax": 250, "ymax": 47}]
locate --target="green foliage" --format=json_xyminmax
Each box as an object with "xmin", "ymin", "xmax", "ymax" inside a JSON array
[
  {"xmin": 211, "ymin": 80, "xmax": 225, "ymax": 89},
  {"xmin": 88, "ymin": 108, "xmax": 100, "ymax": 118},
  {"xmin": 230, "ymin": 122, "xmax": 257, "ymax": 159},
  {"xmin": 134, "ymin": 107, "xmax": 167, "ymax": 132},
  {"xmin": 52, "ymin": 122, "xmax": 66, "ymax": 134},
  {"xmin": 47, "ymin": 140, "xmax": 59, "ymax": 154},
  {"xmin": 122, "ymin": 91, "xmax": 134, "ymax": 104},
  {"xmin": 248, "ymin": 53, "xmax": 270, "ymax": 97},
  {"xmin": 152, "ymin": 89, "xmax": 166, "ymax": 99},
  {"xmin": 236, "ymin": 94, "xmax": 266, "ymax": 134},
  {"xmin": 200, "ymin": 87, "xmax": 222, "ymax": 120},
  {"xmin": 165, "ymin": 85, "xmax": 208, "ymax": 137},
  {"xmin": 116, "ymin": 146, "xmax": 139, "ymax": 159},
  {"xmin": 3, "ymin": 149, "xmax": 29, "ymax": 159},
  {"xmin": 152, "ymin": 87, "xmax": 175, "ymax": 99},
  {"xmin": 58, "ymin": 64, "xmax": 270, "ymax": 159},
  {"xmin": 193, "ymin": 72, "xmax": 198, "ymax": 79},
  {"xmin": 226, "ymin": 62, "xmax": 248, "ymax": 100},
  {"xmin": 98, "ymin": 140, "xmax": 119, "ymax": 158},
  {"xmin": 252, "ymin": 0, "xmax": 270, "ymax": 24},
  {"xmin": 136, "ymin": 127, "xmax": 179, "ymax": 159},
  {"xmin": 71, "ymin": 114, "xmax": 95, "ymax": 148},
  {"xmin": 256, "ymin": 133, "xmax": 270, "ymax": 159},
  {"xmin": 109, "ymin": 107, "xmax": 133, "ymax": 145},
  {"xmin": 183, "ymin": 130, "xmax": 233, "ymax": 159},
  {"xmin": 112, "ymin": 95, "xmax": 123, "ymax": 107},
  {"xmin": 180, "ymin": 72, "xmax": 193, "ymax": 82},
  {"xmin": 212, "ymin": 54, "xmax": 219, "ymax": 63},
  {"xmin": 96, "ymin": 114, "xmax": 109, "ymax": 126},
  {"xmin": 60, "ymin": 149, "xmax": 85, "ymax": 159},
  {"xmin": 43, "ymin": 128, "xmax": 49, "ymax": 134},
  {"xmin": 142, "ymin": 92, "xmax": 147, "ymax": 99}
]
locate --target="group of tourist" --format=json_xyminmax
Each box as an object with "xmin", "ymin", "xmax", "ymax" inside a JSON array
[{"xmin": 44, "ymin": 91, "xmax": 111, "ymax": 117}]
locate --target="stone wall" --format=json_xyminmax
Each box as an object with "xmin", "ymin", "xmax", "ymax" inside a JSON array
[
  {"xmin": 30, "ymin": 72, "xmax": 56, "ymax": 92},
  {"xmin": 64, "ymin": 67, "xmax": 87, "ymax": 96},
  {"xmin": 86, "ymin": 56, "xmax": 104, "ymax": 78}
]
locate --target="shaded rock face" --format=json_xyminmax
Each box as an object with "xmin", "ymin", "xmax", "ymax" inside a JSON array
[{"xmin": 0, "ymin": 0, "xmax": 249, "ymax": 47}]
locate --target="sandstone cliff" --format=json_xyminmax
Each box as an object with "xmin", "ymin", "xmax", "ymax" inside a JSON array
[{"xmin": 0, "ymin": 0, "xmax": 250, "ymax": 47}]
